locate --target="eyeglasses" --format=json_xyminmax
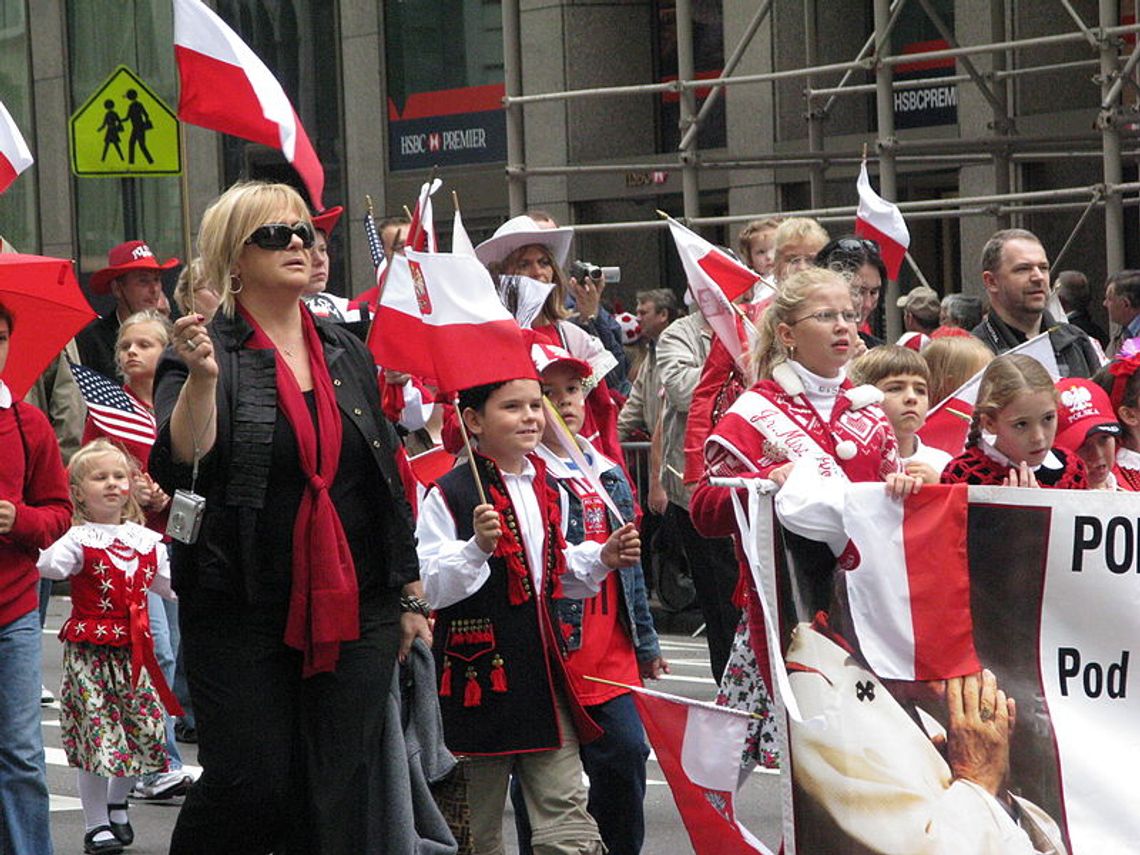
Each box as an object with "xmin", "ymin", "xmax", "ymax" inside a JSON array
[
  {"xmin": 790, "ymin": 309, "xmax": 860, "ymax": 325},
  {"xmin": 245, "ymin": 222, "xmax": 315, "ymax": 250}
]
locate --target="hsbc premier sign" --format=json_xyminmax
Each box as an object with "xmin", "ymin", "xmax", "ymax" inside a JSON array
[{"xmin": 388, "ymin": 87, "xmax": 507, "ymax": 171}]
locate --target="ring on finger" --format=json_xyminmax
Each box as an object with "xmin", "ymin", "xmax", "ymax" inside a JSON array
[{"xmin": 980, "ymin": 705, "xmax": 995, "ymax": 722}]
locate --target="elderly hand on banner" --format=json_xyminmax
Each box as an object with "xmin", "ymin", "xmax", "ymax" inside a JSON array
[{"xmin": 947, "ymin": 668, "xmax": 1016, "ymax": 797}]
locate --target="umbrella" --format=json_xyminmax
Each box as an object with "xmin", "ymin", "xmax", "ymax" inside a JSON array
[{"xmin": 0, "ymin": 253, "xmax": 96, "ymax": 399}]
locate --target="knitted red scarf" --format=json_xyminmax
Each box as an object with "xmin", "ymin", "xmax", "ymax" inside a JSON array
[{"xmin": 240, "ymin": 304, "xmax": 359, "ymax": 676}]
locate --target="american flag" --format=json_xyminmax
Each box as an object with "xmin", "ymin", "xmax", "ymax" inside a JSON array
[
  {"xmin": 363, "ymin": 201, "xmax": 384, "ymax": 271},
  {"xmin": 68, "ymin": 361, "xmax": 156, "ymax": 447}
]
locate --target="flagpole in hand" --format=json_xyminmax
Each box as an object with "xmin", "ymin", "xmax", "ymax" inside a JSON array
[{"xmin": 454, "ymin": 400, "xmax": 488, "ymax": 505}]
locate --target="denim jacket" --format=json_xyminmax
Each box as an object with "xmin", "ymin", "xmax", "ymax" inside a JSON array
[{"xmin": 537, "ymin": 443, "xmax": 661, "ymax": 662}]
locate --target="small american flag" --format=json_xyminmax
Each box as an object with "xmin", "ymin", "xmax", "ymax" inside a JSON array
[
  {"xmin": 68, "ymin": 361, "xmax": 156, "ymax": 447},
  {"xmin": 363, "ymin": 204, "xmax": 384, "ymax": 271}
]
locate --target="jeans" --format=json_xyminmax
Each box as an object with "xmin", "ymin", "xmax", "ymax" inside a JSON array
[
  {"xmin": 0, "ymin": 609, "xmax": 53, "ymax": 855},
  {"xmin": 146, "ymin": 591, "xmax": 182, "ymax": 773},
  {"xmin": 513, "ymin": 692, "xmax": 649, "ymax": 855}
]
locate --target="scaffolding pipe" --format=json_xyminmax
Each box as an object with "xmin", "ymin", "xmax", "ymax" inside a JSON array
[
  {"xmin": 675, "ymin": 0, "xmax": 699, "ymax": 222},
  {"xmin": 1100, "ymin": 0, "xmax": 1126, "ymax": 274},
  {"xmin": 805, "ymin": 0, "xmax": 825, "ymax": 206},
  {"xmin": 916, "ymin": 0, "xmax": 1005, "ymax": 116},
  {"xmin": 1059, "ymin": 0, "xmax": 1100, "ymax": 48},
  {"xmin": 501, "ymin": 23, "xmax": 1140, "ymax": 107},
  {"xmin": 1102, "ymin": 38, "xmax": 1140, "ymax": 108},
  {"xmin": 677, "ymin": 0, "xmax": 773, "ymax": 151},
  {"xmin": 990, "ymin": 0, "xmax": 1012, "ymax": 229},
  {"xmin": 810, "ymin": 58, "xmax": 1100, "ymax": 99},
  {"xmin": 874, "ymin": 0, "xmax": 901, "ymax": 341},
  {"xmin": 819, "ymin": 0, "xmax": 909, "ymax": 117},
  {"xmin": 501, "ymin": 0, "xmax": 525, "ymax": 214}
]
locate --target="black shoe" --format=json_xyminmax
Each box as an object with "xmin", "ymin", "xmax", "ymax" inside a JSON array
[
  {"xmin": 107, "ymin": 802, "xmax": 134, "ymax": 845},
  {"xmin": 83, "ymin": 826, "xmax": 124, "ymax": 854},
  {"xmin": 174, "ymin": 720, "xmax": 198, "ymax": 744}
]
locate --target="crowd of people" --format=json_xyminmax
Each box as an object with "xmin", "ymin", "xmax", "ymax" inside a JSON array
[{"xmin": 2, "ymin": 178, "xmax": 1138, "ymax": 855}]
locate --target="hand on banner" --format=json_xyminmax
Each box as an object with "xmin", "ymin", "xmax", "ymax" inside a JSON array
[
  {"xmin": 639, "ymin": 656, "xmax": 671, "ymax": 681},
  {"xmin": 1002, "ymin": 460, "xmax": 1039, "ymax": 488},
  {"xmin": 768, "ymin": 462, "xmax": 795, "ymax": 486},
  {"xmin": 473, "ymin": 503, "xmax": 502, "ymax": 554},
  {"xmin": 885, "ymin": 471, "xmax": 922, "ymax": 498},
  {"xmin": 0, "ymin": 499, "xmax": 14, "ymax": 534},
  {"xmin": 601, "ymin": 521, "xmax": 641, "ymax": 569},
  {"xmin": 173, "ymin": 314, "xmax": 217, "ymax": 379},
  {"xmin": 904, "ymin": 460, "xmax": 942, "ymax": 485},
  {"xmin": 947, "ymin": 669, "xmax": 1015, "ymax": 797}
]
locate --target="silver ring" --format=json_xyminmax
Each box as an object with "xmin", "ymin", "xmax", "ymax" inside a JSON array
[{"xmin": 980, "ymin": 706, "xmax": 995, "ymax": 722}]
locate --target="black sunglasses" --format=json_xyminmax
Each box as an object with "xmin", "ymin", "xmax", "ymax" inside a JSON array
[
  {"xmin": 245, "ymin": 222, "xmax": 315, "ymax": 250},
  {"xmin": 834, "ymin": 237, "xmax": 882, "ymax": 258}
]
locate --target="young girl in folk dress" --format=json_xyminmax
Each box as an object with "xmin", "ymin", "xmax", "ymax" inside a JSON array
[
  {"xmin": 38, "ymin": 439, "xmax": 182, "ymax": 855},
  {"xmin": 1094, "ymin": 352, "xmax": 1140, "ymax": 490},
  {"xmin": 940, "ymin": 355, "xmax": 1087, "ymax": 489}
]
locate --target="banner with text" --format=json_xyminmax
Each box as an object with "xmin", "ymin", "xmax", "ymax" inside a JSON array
[{"xmin": 750, "ymin": 485, "xmax": 1139, "ymax": 855}]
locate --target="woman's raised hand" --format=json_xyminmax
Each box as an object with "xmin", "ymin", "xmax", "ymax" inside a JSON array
[{"xmin": 173, "ymin": 314, "xmax": 218, "ymax": 379}]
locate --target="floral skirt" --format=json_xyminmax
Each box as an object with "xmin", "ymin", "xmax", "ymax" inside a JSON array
[
  {"xmin": 60, "ymin": 641, "xmax": 168, "ymax": 777},
  {"xmin": 716, "ymin": 615, "xmax": 780, "ymax": 771}
]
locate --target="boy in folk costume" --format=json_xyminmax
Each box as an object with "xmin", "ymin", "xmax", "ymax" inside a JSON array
[
  {"xmin": 415, "ymin": 375, "xmax": 641, "ymax": 855},
  {"xmin": 526, "ymin": 343, "xmax": 666, "ymax": 855}
]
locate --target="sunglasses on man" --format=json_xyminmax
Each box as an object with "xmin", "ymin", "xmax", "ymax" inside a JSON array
[{"xmin": 245, "ymin": 222, "xmax": 316, "ymax": 251}]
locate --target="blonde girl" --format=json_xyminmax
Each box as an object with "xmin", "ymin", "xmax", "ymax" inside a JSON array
[
  {"xmin": 38, "ymin": 439, "xmax": 180, "ymax": 855},
  {"xmin": 940, "ymin": 355, "xmax": 1087, "ymax": 489},
  {"xmin": 922, "ymin": 335, "xmax": 995, "ymax": 407}
]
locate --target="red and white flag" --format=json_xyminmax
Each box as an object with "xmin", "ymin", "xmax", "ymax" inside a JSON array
[
  {"xmin": 173, "ymin": 0, "xmax": 324, "ymax": 208},
  {"xmin": 919, "ymin": 330, "xmax": 1060, "ymax": 455},
  {"xmin": 855, "ymin": 162, "xmax": 909, "ymax": 280},
  {"xmin": 665, "ymin": 216, "xmax": 768, "ymax": 366},
  {"xmin": 842, "ymin": 483, "xmax": 979, "ymax": 681},
  {"xmin": 627, "ymin": 684, "xmax": 772, "ymax": 855},
  {"xmin": 0, "ymin": 99, "xmax": 33, "ymax": 195},
  {"xmin": 452, "ymin": 206, "xmax": 476, "ymax": 256},
  {"xmin": 372, "ymin": 249, "xmax": 536, "ymax": 393},
  {"xmin": 407, "ymin": 178, "xmax": 441, "ymax": 253}
]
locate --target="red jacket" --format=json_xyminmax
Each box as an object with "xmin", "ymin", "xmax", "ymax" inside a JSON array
[{"xmin": 0, "ymin": 402, "xmax": 71, "ymax": 626}]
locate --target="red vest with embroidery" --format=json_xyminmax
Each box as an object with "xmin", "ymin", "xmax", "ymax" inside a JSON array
[{"xmin": 61, "ymin": 544, "xmax": 157, "ymax": 647}]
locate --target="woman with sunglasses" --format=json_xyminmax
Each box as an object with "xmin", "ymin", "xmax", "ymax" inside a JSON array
[
  {"xmin": 816, "ymin": 235, "xmax": 889, "ymax": 349},
  {"xmin": 150, "ymin": 182, "xmax": 421, "ymax": 853}
]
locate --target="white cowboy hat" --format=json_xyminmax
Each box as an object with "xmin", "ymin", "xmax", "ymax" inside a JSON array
[{"xmin": 475, "ymin": 215, "xmax": 574, "ymax": 269}]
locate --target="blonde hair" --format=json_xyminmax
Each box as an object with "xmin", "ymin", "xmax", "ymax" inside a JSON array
[
  {"xmin": 172, "ymin": 258, "xmax": 217, "ymax": 316},
  {"xmin": 750, "ymin": 267, "xmax": 854, "ymax": 381},
  {"xmin": 965, "ymin": 355, "xmax": 1057, "ymax": 449},
  {"xmin": 737, "ymin": 217, "xmax": 782, "ymax": 261},
  {"xmin": 197, "ymin": 181, "xmax": 312, "ymax": 317},
  {"xmin": 68, "ymin": 439, "xmax": 145, "ymax": 525},
  {"xmin": 923, "ymin": 336, "xmax": 995, "ymax": 406},
  {"xmin": 849, "ymin": 345, "xmax": 929, "ymax": 387},
  {"xmin": 493, "ymin": 243, "xmax": 570, "ymax": 322},
  {"xmin": 774, "ymin": 217, "xmax": 830, "ymax": 260}
]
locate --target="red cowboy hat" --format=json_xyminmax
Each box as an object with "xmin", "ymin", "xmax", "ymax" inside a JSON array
[
  {"xmin": 89, "ymin": 240, "xmax": 180, "ymax": 295},
  {"xmin": 312, "ymin": 206, "xmax": 344, "ymax": 237}
]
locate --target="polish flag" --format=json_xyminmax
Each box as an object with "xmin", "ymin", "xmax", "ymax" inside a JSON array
[
  {"xmin": 855, "ymin": 162, "xmax": 909, "ymax": 280},
  {"xmin": 919, "ymin": 330, "xmax": 1060, "ymax": 455},
  {"xmin": 173, "ymin": 0, "xmax": 324, "ymax": 209},
  {"xmin": 372, "ymin": 249, "xmax": 536, "ymax": 394},
  {"xmin": 0, "ymin": 100, "xmax": 33, "ymax": 195},
  {"xmin": 407, "ymin": 178, "xmax": 441, "ymax": 253},
  {"xmin": 452, "ymin": 206, "xmax": 476, "ymax": 256},
  {"xmin": 841, "ymin": 483, "xmax": 979, "ymax": 681},
  {"xmin": 665, "ymin": 216, "xmax": 768, "ymax": 366},
  {"xmin": 627, "ymin": 684, "xmax": 772, "ymax": 855}
]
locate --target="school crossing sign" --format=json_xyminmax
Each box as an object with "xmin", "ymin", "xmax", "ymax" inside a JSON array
[{"xmin": 70, "ymin": 66, "xmax": 181, "ymax": 177}]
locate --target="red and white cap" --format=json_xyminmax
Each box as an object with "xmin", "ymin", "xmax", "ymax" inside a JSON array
[
  {"xmin": 614, "ymin": 311, "xmax": 641, "ymax": 345},
  {"xmin": 530, "ymin": 342, "xmax": 592, "ymax": 379},
  {"xmin": 1055, "ymin": 377, "xmax": 1121, "ymax": 451},
  {"xmin": 896, "ymin": 331, "xmax": 931, "ymax": 352}
]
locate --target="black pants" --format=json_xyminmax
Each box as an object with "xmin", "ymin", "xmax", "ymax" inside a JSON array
[
  {"xmin": 667, "ymin": 502, "xmax": 740, "ymax": 682},
  {"xmin": 169, "ymin": 592, "xmax": 400, "ymax": 855}
]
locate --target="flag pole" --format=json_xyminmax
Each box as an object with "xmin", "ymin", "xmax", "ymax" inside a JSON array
[
  {"xmin": 178, "ymin": 122, "xmax": 194, "ymax": 314},
  {"xmin": 582, "ymin": 676, "xmax": 765, "ymax": 720},
  {"xmin": 452, "ymin": 189, "xmax": 461, "ymax": 213},
  {"xmin": 453, "ymin": 401, "xmax": 488, "ymax": 504}
]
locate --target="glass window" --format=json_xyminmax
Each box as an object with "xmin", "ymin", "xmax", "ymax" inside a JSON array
[
  {"xmin": 66, "ymin": 0, "xmax": 183, "ymax": 278},
  {"xmin": 0, "ymin": 0, "xmax": 37, "ymax": 252},
  {"xmin": 385, "ymin": 0, "xmax": 507, "ymax": 171},
  {"xmin": 654, "ymin": 0, "xmax": 726, "ymax": 152}
]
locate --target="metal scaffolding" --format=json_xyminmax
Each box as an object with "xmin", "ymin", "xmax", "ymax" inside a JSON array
[{"xmin": 499, "ymin": 0, "xmax": 1140, "ymax": 337}]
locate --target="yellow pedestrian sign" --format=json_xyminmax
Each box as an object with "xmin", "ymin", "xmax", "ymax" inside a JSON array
[{"xmin": 70, "ymin": 66, "xmax": 181, "ymax": 177}]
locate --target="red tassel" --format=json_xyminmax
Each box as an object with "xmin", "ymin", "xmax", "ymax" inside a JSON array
[
  {"xmin": 490, "ymin": 655, "xmax": 507, "ymax": 692},
  {"xmin": 464, "ymin": 667, "xmax": 482, "ymax": 707},
  {"xmin": 439, "ymin": 658, "xmax": 452, "ymax": 697}
]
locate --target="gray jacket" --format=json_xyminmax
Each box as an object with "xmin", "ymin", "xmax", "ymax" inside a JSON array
[{"xmin": 656, "ymin": 312, "xmax": 712, "ymax": 509}]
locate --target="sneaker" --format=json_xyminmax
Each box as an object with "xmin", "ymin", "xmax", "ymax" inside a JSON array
[
  {"xmin": 174, "ymin": 720, "xmax": 198, "ymax": 744},
  {"xmin": 130, "ymin": 769, "xmax": 193, "ymax": 801},
  {"xmin": 40, "ymin": 685, "xmax": 54, "ymax": 705}
]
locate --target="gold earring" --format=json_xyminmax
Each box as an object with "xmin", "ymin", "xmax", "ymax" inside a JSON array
[{"xmin": 230, "ymin": 273, "xmax": 243, "ymax": 295}]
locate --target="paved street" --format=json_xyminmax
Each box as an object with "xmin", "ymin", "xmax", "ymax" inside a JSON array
[{"xmin": 41, "ymin": 595, "xmax": 782, "ymax": 853}]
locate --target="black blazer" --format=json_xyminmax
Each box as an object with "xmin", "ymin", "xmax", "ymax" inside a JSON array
[{"xmin": 150, "ymin": 308, "xmax": 419, "ymax": 602}]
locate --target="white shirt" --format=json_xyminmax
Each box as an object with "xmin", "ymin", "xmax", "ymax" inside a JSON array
[
  {"xmin": 0, "ymin": 379, "xmax": 11, "ymax": 409},
  {"xmin": 788, "ymin": 360, "xmax": 845, "ymax": 422},
  {"xmin": 417, "ymin": 457, "xmax": 609, "ymax": 609},
  {"xmin": 901, "ymin": 436, "xmax": 953, "ymax": 475},
  {"xmin": 37, "ymin": 521, "xmax": 174, "ymax": 599}
]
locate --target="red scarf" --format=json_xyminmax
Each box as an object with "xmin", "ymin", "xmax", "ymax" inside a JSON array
[{"xmin": 240, "ymin": 305, "xmax": 359, "ymax": 676}]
